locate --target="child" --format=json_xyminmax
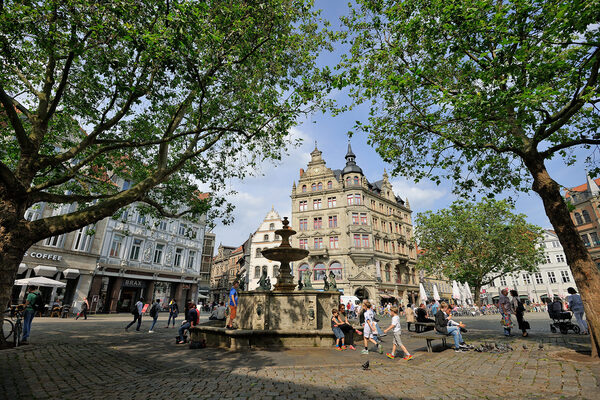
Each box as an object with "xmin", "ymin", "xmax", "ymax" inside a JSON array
[
  {"xmin": 361, "ymin": 301, "xmax": 382, "ymax": 354},
  {"xmin": 331, "ymin": 309, "xmax": 346, "ymax": 350},
  {"xmin": 384, "ymin": 307, "xmax": 413, "ymax": 360}
]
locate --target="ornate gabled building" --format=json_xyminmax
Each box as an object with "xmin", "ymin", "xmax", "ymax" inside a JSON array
[
  {"xmin": 248, "ymin": 207, "xmax": 283, "ymax": 290},
  {"xmin": 291, "ymin": 143, "xmax": 419, "ymax": 305},
  {"xmin": 565, "ymin": 173, "xmax": 600, "ymax": 267}
]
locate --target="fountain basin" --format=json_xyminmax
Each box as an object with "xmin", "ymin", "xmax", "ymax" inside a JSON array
[{"xmin": 260, "ymin": 247, "xmax": 308, "ymax": 262}]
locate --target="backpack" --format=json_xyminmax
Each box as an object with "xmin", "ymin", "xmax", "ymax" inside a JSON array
[
  {"xmin": 32, "ymin": 292, "xmax": 44, "ymax": 313},
  {"xmin": 131, "ymin": 304, "xmax": 139, "ymax": 315},
  {"xmin": 150, "ymin": 303, "xmax": 158, "ymax": 318}
]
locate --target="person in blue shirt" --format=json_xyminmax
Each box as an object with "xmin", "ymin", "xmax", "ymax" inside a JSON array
[
  {"xmin": 431, "ymin": 300, "xmax": 440, "ymax": 317},
  {"xmin": 226, "ymin": 281, "xmax": 239, "ymax": 329}
]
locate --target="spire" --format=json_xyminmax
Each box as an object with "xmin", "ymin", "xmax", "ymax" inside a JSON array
[
  {"xmin": 405, "ymin": 197, "xmax": 410, "ymax": 208},
  {"xmin": 342, "ymin": 140, "xmax": 363, "ymax": 175},
  {"xmin": 345, "ymin": 141, "xmax": 356, "ymax": 159},
  {"xmin": 586, "ymin": 171, "xmax": 600, "ymax": 196}
]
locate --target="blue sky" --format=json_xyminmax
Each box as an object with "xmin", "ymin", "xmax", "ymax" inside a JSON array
[{"xmin": 209, "ymin": 1, "xmax": 591, "ymax": 249}]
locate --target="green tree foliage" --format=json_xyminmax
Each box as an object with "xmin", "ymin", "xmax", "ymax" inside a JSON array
[
  {"xmin": 335, "ymin": 0, "xmax": 600, "ymax": 357},
  {"xmin": 416, "ymin": 199, "xmax": 544, "ymax": 303}
]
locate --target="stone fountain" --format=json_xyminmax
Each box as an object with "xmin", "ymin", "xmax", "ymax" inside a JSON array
[{"xmin": 190, "ymin": 217, "xmax": 341, "ymax": 349}]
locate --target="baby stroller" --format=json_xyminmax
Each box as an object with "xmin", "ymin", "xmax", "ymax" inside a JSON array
[{"xmin": 548, "ymin": 300, "xmax": 580, "ymax": 334}]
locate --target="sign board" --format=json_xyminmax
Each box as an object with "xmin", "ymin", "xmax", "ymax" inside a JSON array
[
  {"xmin": 123, "ymin": 279, "xmax": 146, "ymax": 288},
  {"xmin": 24, "ymin": 251, "xmax": 62, "ymax": 261}
]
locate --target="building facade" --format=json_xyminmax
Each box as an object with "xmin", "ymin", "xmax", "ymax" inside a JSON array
[
  {"xmin": 565, "ymin": 173, "xmax": 600, "ymax": 267},
  {"xmin": 480, "ymin": 230, "xmax": 579, "ymax": 304},
  {"xmin": 209, "ymin": 244, "xmax": 245, "ymax": 303},
  {"xmin": 248, "ymin": 208, "xmax": 283, "ymax": 290},
  {"xmin": 290, "ymin": 144, "xmax": 419, "ymax": 306}
]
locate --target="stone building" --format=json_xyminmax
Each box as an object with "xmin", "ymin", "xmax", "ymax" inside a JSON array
[
  {"xmin": 480, "ymin": 230, "xmax": 579, "ymax": 304},
  {"xmin": 565, "ymin": 173, "xmax": 600, "ymax": 267},
  {"xmin": 198, "ymin": 232, "xmax": 216, "ymax": 300},
  {"xmin": 248, "ymin": 207, "xmax": 283, "ymax": 290},
  {"xmin": 209, "ymin": 243, "xmax": 245, "ymax": 303},
  {"xmin": 290, "ymin": 144, "xmax": 419, "ymax": 306}
]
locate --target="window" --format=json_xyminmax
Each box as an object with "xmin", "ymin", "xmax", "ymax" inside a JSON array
[
  {"xmin": 313, "ymin": 217, "xmax": 322, "ymax": 229},
  {"xmin": 327, "ymin": 181, "xmax": 332, "ymax": 189},
  {"xmin": 552, "ymin": 240, "xmax": 560, "ymax": 248},
  {"xmin": 273, "ymin": 265, "xmax": 279, "ymax": 277},
  {"xmin": 299, "ymin": 218, "xmax": 307, "ymax": 231},
  {"xmin": 328, "ymin": 215, "xmax": 338, "ymax": 228},
  {"xmin": 302, "ymin": 185, "xmax": 307, "ymax": 192},
  {"xmin": 360, "ymin": 213, "xmax": 368, "ymax": 225},
  {"xmin": 581, "ymin": 234, "xmax": 591, "ymax": 246},
  {"xmin": 187, "ymin": 250, "xmax": 196, "ymax": 269},
  {"xmin": 345, "ymin": 176, "xmax": 351, "ymax": 186},
  {"xmin": 314, "ymin": 237, "xmax": 323, "ymax": 249},
  {"xmin": 329, "ymin": 236, "xmax": 339, "ymax": 249},
  {"xmin": 311, "ymin": 183, "xmax": 316, "ymax": 191},
  {"xmin": 120, "ymin": 208, "xmax": 129, "ymax": 221},
  {"xmin": 352, "ymin": 213, "xmax": 359, "ymax": 224},
  {"xmin": 129, "ymin": 239, "xmax": 143, "ymax": 260},
  {"xmin": 354, "ymin": 234, "xmax": 361, "ymax": 248},
  {"xmin": 137, "ymin": 213, "xmax": 147, "ymax": 225},
  {"xmin": 547, "ymin": 271, "xmax": 557, "ymax": 283},
  {"xmin": 275, "ymin": 234, "xmax": 280, "ymax": 241},
  {"xmin": 575, "ymin": 212, "xmax": 583, "ymax": 225},
  {"xmin": 353, "ymin": 176, "xmax": 359, "ymax": 185},
  {"xmin": 582, "ymin": 210, "xmax": 592, "ymax": 223},
  {"xmin": 591, "ymin": 232, "xmax": 599, "ymax": 245},
  {"xmin": 560, "ymin": 270, "xmax": 571, "ymax": 283},
  {"xmin": 299, "ymin": 200, "xmax": 307, "ymax": 211},
  {"xmin": 375, "ymin": 238, "xmax": 381, "ymax": 251},
  {"xmin": 395, "ymin": 223, "xmax": 400, "ymax": 233},
  {"xmin": 174, "ymin": 248, "xmax": 183, "ymax": 267},
  {"xmin": 317, "ymin": 182, "xmax": 323, "ymax": 191},
  {"xmin": 383, "ymin": 240, "xmax": 389, "ymax": 252},
  {"xmin": 178, "ymin": 223, "xmax": 188, "ymax": 236},
  {"xmin": 499, "ymin": 276, "xmax": 507, "ymax": 286},
  {"xmin": 327, "ymin": 197, "xmax": 337, "ymax": 208},
  {"xmin": 264, "ymin": 234, "xmax": 270, "ymax": 241},
  {"xmin": 371, "ymin": 200, "xmax": 376, "ymax": 209},
  {"xmin": 535, "ymin": 272, "xmax": 544, "ymax": 284},
  {"xmin": 24, "ymin": 210, "xmax": 40, "ymax": 221},
  {"xmin": 298, "ymin": 263, "xmax": 309, "ymax": 279},
  {"xmin": 73, "ymin": 226, "xmax": 93, "ymax": 252},
  {"xmin": 254, "ymin": 266, "xmax": 260, "ymax": 279},
  {"xmin": 299, "ymin": 239, "xmax": 308, "ymax": 249},
  {"xmin": 556, "ymin": 254, "xmax": 565, "ymax": 263},
  {"xmin": 389, "ymin": 222, "xmax": 393, "ymax": 232},
  {"xmin": 522, "ymin": 273, "xmax": 531, "ymax": 284},
  {"xmin": 157, "ymin": 220, "xmax": 167, "ymax": 231},
  {"xmin": 269, "ymin": 223, "xmax": 275, "ymax": 230},
  {"xmin": 313, "ymin": 199, "xmax": 322, "ymax": 209},
  {"xmin": 262, "ymin": 265, "xmax": 268, "ymax": 276},
  {"xmin": 385, "ymin": 265, "xmax": 391, "ymax": 282},
  {"xmin": 362, "ymin": 234, "xmax": 370, "ymax": 248},
  {"xmin": 314, "ymin": 263, "xmax": 326, "ymax": 280},
  {"xmin": 373, "ymin": 218, "xmax": 378, "ymax": 229},
  {"xmin": 545, "ymin": 255, "xmax": 552, "ymax": 263},
  {"xmin": 256, "ymin": 248, "xmax": 262, "ymax": 258},
  {"xmin": 153, "ymin": 244, "xmax": 165, "ymax": 264},
  {"xmin": 354, "ymin": 194, "xmax": 361, "ymax": 205},
  {"xmin": 347, "ymin": 194, "xmax": 354, "ymax": 205},
  {"xmin": 44, "ymin": 234, "xmax": 64, "ymax": 248},
  {"xmin": 329, "ymin": 262, "xmax": 342, "ymax": 280},
  {"xmin": 110, "ymin": 234, "xmax": 123, "ymax": 257}
]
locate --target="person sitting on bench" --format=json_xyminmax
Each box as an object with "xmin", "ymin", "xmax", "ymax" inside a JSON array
[
  {"xmin": 434, "ymin": 302, "xmax": 471, "ymax": 352},
  {"xmin": 416, "ymin": 303, "xmax": 434, "ymax": 332}
]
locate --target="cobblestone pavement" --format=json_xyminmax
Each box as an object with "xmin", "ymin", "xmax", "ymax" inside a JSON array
[{"xmin": 1, "ymin": 312, "xmax": 598, "ymax": 399}]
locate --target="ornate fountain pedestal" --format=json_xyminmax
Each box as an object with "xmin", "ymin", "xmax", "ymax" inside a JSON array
[{"xmin": 189, "ymin": 217, "xmax": 341, "ymax": 349}]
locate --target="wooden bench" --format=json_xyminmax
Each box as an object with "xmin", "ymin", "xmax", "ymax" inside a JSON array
[
  {"xmin": 414, "ymin": 331, "xmax": 448, "ymax": 352},
  {"xmin": 414, "ymin": 322, "xmax": 435, "ymax": 333}
]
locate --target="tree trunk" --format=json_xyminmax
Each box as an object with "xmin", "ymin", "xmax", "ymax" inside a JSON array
[
  {"xmin": 526, "ymin": 155, "xmax": 600, "ymax": 358},
  {"xmin": 473, "ymin": 284, "xmax": 481, "ymax": 306}
]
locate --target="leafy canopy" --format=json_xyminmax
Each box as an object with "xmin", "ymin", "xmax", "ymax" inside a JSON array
[
  {"xmin": 416, "ymin": 199, "xmax": 544, "ymax": 290},
  {"xmin": 335, "ymin": 0, "xmax": 600, "ymax": 195}
]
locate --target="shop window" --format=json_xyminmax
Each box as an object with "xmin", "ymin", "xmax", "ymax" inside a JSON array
[
  {"xmin": 129, "ymin": 238, "xmax": 143, "ymax": 260},
  {"xmin": 153, "ymin": 243, "xmax": 165, "ymax": 264}
]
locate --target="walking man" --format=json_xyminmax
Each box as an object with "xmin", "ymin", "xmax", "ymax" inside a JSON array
[
  {"xmin": 148, "ymin": 299, "xmax": 161, "ymax": 333},
  {"xmin": 226, "ymin": 281, "xmax": 239, "ymax": 329},
  {"xmin": 125, "ymin": 298, "xmax": 144, "ymax": 331},
  {"xmin": 75, "ymin": 297, "xmax": 89, "ymax": 320},
  {"xmin": 21, "ymin": 286, "xmax": 41, "ymax": 344}
]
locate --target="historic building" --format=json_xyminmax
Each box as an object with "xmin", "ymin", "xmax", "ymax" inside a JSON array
[
  {"xmin": 480, "ymin": 230, "xmax": 580, "ymax": 304},
  {"xmin": 209, "ymin": 243, "xmax": 246, "ymax": 303},
  {"xmin": 565, "ymin": 173, "xmax": 600, "ymax": 267},
  {"xmin": 248, "ymin": 207, "xmax": 283, "ymax": 290},
  {"xmin": 290, "ymin": 144, "xmax": 419, "ymax": 305},
  {"xmin": 198, "ymin": 232, "xmax": 216, "ymax": 300}
]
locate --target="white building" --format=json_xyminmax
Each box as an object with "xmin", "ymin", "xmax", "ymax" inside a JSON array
[
  {"xmin": 480, "ymin": 230, "xmax": 579, "ymax": 304},
  {"xmin": 248, "ymin": 207, "xmax": 283, "ymax": 290}
]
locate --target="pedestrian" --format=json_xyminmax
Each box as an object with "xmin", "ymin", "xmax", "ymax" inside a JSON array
[
  {"xmin": 510, "ymin": 290, "xmax": 529, "ymax": 337},
  {"xmin": 567, "ymin": 287, "xmax": 589, "ymax": 334},
  {"xmin": 226, "ymin": 281, "xmax": 239, "ymax": 330},
  {"xmin": 405, "ymin": 303, "xmax": 416, "ymax": 331},
  {"xmin": 148, "ymin": 299, "xmax": 161, "ymax": 333},
  {"xmin": 125, "ymin": 298, "xmax": 144, "ymax": 331},
  {"xmin": 331, "ymin": 309, "xmax": 346, "ymax": 351},
  {"xmin": 75, "ymin": 297, "xmax": 89, "ymax": 320},
  {"xmin": 177, "ymin": 302, "xmax": 199, "ymax": 344},
  {"xmin": 431, "ymin": 300, "xmax": 440, "ymax": 316},
  {"xmin": 434, "ymin": 302, "xmax": 471, "ymax": 352},
  {"xmin": 21, "ymin": 286, "xmax": 41, "ymax": 344},
  {"xmin": 165, "ymin": 299, "xmax": 179, "ymax": 328},
  {"xmin": 383, "ymin": 306, "xmax": 413, "ymax": 360},
  {"xmin": 498, "ymin": 288, "xmax": 513, "ymax": 336},
  {"xmin": 361, "ymin": 301, "xmax": 382, "ymax": 355},
  {"xmin": 349, "ymin": 301, "xmax": 356, "ymax": 319}
]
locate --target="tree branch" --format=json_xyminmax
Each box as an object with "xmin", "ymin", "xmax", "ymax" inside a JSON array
[
  {"xmin": 139, "ymin": 196, "xmax": 193, "ymax": 219},
  {"xmin": 0, "ymin": 84, "xmax": 31, "ymax": 151},
  {"xmin": 541, "ymin": 138, "xmax": 600, "ymax": 158}
]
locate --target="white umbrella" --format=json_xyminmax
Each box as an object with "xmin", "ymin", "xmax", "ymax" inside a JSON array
[
  {"xmin": 452, "ymin": 281, "xmax": 461, "ymax": 300},
  {"xmin": 462, "ymin": 282, "xmax": 473, "ymax": 305},
  {"xmin": 433, "ymin": 284, "xmax": 441, "ymax": 301},
  {"xmin": 14, "ymin": 276, "xmax": 66, "ymax": 288},
  {"xmin": 527, "ymin": 285, "xmax": 534, "ymax": 302},
  {"xmin": 546, "ymin": 283, "xmax": 554, "ymax": 301},
  {"xmin": 419, "ymin": 283, "xmax": 428, "ymax": 303}
]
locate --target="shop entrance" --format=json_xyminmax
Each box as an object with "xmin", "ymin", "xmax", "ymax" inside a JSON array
[
  {"xmin": 118, "ymin": 288, "xmax": 141, "ymax": 312},
  {"xmin": 354, "ymin": 287, "xmax": 370, "ymax": 301}
]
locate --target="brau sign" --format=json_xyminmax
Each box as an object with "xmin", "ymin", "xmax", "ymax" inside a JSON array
[{"xmin": 24, "ymin": 251, "xmax": 62, "ymax": 261}]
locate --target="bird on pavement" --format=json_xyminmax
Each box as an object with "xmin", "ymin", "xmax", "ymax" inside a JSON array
[
  {"xmin": 522, "ymin": 344, "xmax": 528, "ymax": 350},
  {"xmin": 538, "ymin": 342, "xmax": 544, "ymax": 350},
  {"xmin": 362, "ymin": 361, "xmax": 369, "ymax": 370}
]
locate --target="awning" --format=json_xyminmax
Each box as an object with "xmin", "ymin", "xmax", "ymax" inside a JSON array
[
  {"xmin": 18, "ymin": 263, "xmax": 28, "ymax": 274},
  {"xmin": 14, "ymin": 276, "xmax": 66, "ymax": 288},
  {"xmin": 197, "ymin": 294, "xmax": 209, "ymax": 299},
  {"xmin": 62, "ymin": 268, "xmax": 80, "ymax": 279},
  {"xmin": 34, "ymin": 265, "xmax": 58, "ymax": 277}
]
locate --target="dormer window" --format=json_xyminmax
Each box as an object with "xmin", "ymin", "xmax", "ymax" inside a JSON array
[{"xmin": 354, "ymin": 176, "xmax": 359, "ymax": 185}]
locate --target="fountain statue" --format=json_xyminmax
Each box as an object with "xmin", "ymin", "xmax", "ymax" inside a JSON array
[
  {"xmin": 301, "ymin": 270, "xmax": 313, "ymax": 290},
  {"xmin": 328, "ymin": 271, "xmax": 337, "ymax": 291},
  {"xmin": 322, "ymin": 274, "xmax": 330, "ymax": 291}
]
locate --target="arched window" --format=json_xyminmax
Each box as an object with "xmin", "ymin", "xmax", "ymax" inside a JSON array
[
  {"xmin": 256, "ymin": 248, "xmax": 262, "ymax": 257},
  {"xmin": 262, "ymin": 265, "xmax": 268, "ymax": 276},
  {"xmin": 254, "ymin": 266, "xmax": 260, "ymax": 279},
  {"xmin": 329, "ymin": 262, "xmax": 342, "ymax": 280},
  {"xmin": 354, "ymin": 176, "xmax": 359, "ymax": 185},
  {"xmin": 327, "ymin": 181, "xmax": 332, "ymax": 189},
  {"xmin": 311, "ymin": 183, "xmax": 316, "ymax": 191},
  {"xmin": 317, "ymin": 182, "xmax": 323, "ymax": 191},
  {"xmin": 385, "ymin": 265, "xmax": 391, "ymax": 282},
  {"xmin": 345, "ymin": 176, "xmax": 351, "ymax": 186},
  {"xmin": 582, "ymin": 210, "xmax": 592, "ymax": 223},
  {"xmin": 269, "ymin": 223, "xmax": 275, "ymax": 230},
  {"xmin": 273, "ymin": 265, "xmax": 280, "ymax": 277},
  {"xmin": 314, "ymin": 263, "xmax": 326, "ymax": 280},
  {"xmin": 575, "ymin": 212, "xmax": 583, "ymax": 225},
  {"xmin": 298, "ymin": 263, "xmax": 309, "ymax": 279},
  {"xmin": 264, "ymin": 234, "xmax": 269, "ymax": 241},
  {"xmin": 302, "ymin": 185, "xmax": 307, "ymax": 192}
]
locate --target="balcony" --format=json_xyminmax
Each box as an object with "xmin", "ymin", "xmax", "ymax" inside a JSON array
[{"xmin": 309, "ymin": 247, "xmax": 328, "ymax": 258}]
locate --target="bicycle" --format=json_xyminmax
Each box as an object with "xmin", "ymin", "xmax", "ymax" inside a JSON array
[{"xmin": 2, "ymin": 307, "xmax": 23, "ymax": 347}]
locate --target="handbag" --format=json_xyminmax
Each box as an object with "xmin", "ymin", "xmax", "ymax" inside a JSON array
[{"xmin": 522, "ymin": 320, "xmax": 531, "ymax": 330}]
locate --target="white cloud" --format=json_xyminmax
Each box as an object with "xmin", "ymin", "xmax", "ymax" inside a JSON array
[{"xmin": 390, "ymin": 178, "xmax": 449, "ymax": 211}]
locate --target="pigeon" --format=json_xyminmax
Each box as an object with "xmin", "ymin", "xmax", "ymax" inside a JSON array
[
  {"xmin": 538, "ymin": 342, "xmax": 544, "ymax": 350},
  {"xmin": 494, "ymin": 342, "xmax": 500, "ymax": 349},
  {"xmin": 522, "ymin": 344, "xmax": 528, "ymax": 350},
  {"xmin": 362, "ymin": 360, "xmax": 370, "ymax": 370},
  {"xmin": 507, "ymin": 344, "xmax": 513, "ymax": 351}
]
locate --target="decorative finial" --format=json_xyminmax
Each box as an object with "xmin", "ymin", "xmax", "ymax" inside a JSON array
[
  {"xmin": 282, "ymin": 216, "xmax": 290, "ymax": 229},
  {"xmin": 314, "ymin": 140, "xmax": 318, "ymax": 150}
]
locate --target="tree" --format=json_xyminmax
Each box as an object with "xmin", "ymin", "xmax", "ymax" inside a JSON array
[
  {"xmin": 0, "ymin": 0, "xmax": 330, "ymax": 344},
  {"xmin": 416, "ymin": 199, "xmax": 544, "ymax": 304},
  {"xmin": 336, "ymin": 0, "xmax": 600, "ymax": 356}
]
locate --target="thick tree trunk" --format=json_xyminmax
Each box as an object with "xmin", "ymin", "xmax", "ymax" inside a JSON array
[
  {"xmin": 525, "ymin": 156, "xmax": 600, "ymax": 358},
  {"xmin": 473, "ymin": 284, "xmax": 481, "ymax": 306}
]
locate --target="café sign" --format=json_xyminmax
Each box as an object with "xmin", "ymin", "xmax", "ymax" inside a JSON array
[{"xmin": 24, "ymin": 251, "xmax": 62, "ymax": 261}]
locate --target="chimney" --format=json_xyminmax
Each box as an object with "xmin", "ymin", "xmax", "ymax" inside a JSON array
[{"xmin": 299, "ymin": 168, "xmax": 304, "ymax": 177}]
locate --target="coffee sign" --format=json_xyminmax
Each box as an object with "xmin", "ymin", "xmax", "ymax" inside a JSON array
[{"xmin": 24, "ymin": 251, "xmax": 62, "ymax": 261}]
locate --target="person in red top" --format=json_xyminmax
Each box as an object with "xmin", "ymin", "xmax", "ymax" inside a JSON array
[{"xmin": 177, "ymin": 303, "xmax": 199, "ymax": 344}]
